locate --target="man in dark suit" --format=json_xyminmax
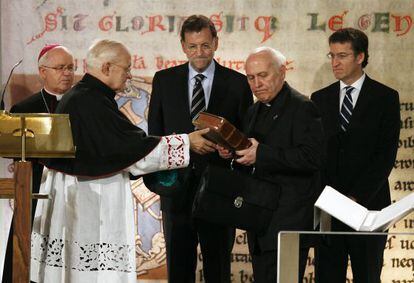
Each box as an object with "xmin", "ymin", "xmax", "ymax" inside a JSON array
[
  {"xmin": 222, "ymin": 47, "xmax": 323, "ymax": 282},
  {"xmin": 3, "ymin": 44, "xmax": 74, "ymax": 283},
  {"xmin": 148, "ymin": 15, "xmax": 252, "ymax": 283},
  {"xmin": 311, "ymin": 28, "xmax": 400, "ymax": 283}
]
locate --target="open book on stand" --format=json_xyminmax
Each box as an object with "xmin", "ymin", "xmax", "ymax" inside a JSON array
[
  {"xmin": 192, "ymin": 112, "xmax": 251, "ymax": 151},
  {"xmin": 314, "ymin": 186, "xmax": 414, "ymax": 232}
]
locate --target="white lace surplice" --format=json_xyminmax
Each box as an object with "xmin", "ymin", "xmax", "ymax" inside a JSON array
[{"xmin": 30, "ymin": 135, "xmax": 189, "ymax": 283}]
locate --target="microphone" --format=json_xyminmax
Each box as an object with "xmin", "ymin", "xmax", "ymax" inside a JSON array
[{"xmin": 0, "ymin": 59, "xmax": 23, "ymax": 110}]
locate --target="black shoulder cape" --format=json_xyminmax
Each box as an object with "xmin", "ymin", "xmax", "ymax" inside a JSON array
[{"xmin": 42, "ymin": 73, "xmax": 160, "ymax": 177}]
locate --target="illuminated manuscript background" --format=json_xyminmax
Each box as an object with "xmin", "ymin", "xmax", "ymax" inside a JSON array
[{"xmin": 1, "ymin": 1, "xmax": 413, "ymax": 282}]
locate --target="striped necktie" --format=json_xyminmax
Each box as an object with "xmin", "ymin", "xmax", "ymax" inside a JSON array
[
  {"xmin": 340, "ymin": 86, "xmax": 355, "ymax": 132},
  {"xmin": 190, "ymin": 74, "xmax": 206, "ymax": 121}
]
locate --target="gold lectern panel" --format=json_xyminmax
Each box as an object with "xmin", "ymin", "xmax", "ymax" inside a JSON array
[{"xmin": 0, "ymin": 111, "xmax": 75, "ymax": 158}]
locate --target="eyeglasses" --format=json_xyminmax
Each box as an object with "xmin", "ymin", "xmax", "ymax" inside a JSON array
[
  {"xmin": 41, "ymin": 65, "xmax": 76, "ymax": 73},
  {"xmin": 184, "ymin": 42, "xmax": 215, "ymax": 54},
  {"xmin": 326, "ymin": 52, "xmax": 354, "ymax": 60},
  {"xmin": 110, "ymin": 63, "xmax": 131, "ymax": 75}
]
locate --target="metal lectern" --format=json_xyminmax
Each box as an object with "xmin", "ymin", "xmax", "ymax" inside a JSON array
[{"xmin": 0, "ymin": 111, "xmax": 75, "ymax": 283}]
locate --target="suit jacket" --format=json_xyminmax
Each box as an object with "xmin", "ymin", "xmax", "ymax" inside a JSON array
[
  {"xmin": 10, "ymin": 91, "xmax": 58, "ymax": 194},
  {"xmin": 246, "ymin": 82, "xmax": 323, "ymax": 252},
  {"xmin": 148, "ymin": 61, "xmax": 253, "ymax": 212},
  {"xmin": 311, "ymin": 75, "xmax": 400, "ymax": 211}
]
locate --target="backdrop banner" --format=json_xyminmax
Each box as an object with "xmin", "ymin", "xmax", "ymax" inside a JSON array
[{"xmin": 1, "ymin": 1, "xmax": 413, "ymax": 282}]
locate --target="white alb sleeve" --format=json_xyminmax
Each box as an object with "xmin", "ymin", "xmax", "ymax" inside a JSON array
[{"xmin": 127, "ymin": 134, "xmax": 190, "ymax": 176}]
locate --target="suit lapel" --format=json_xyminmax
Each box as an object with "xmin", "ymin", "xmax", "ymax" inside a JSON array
[
  {"xmin": 176, "ymin": 63, "xmax": 191, "ymax": 119},
  {"xmin": 207, "ymin": 61, "xmax": 226, "ymax": 112},
  {"xmin": 347, "ymin": 75, "xmax": 372, "ymax": 131},
  {"xmin": 326, "ymin": 82, "xmax": 341, "ymax": 132}
]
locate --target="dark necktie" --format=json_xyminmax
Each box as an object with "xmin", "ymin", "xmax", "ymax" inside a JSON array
[
  {"xmin": 190, "ymin": 74, "xmax": 206, "ymax": 121},
  {"xmin": 340, "ymin": 86, "xmax": 355, "ymax": 132}
]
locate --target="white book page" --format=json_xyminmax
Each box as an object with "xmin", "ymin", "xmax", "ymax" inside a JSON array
[
  {"xmin": 315, "ymin": 186, "xmax": 369, "ymax": 231},
  {"xmin": 371, "ymin": 193, "xmax": 414, "ymax": 231},
  {"xmin": 360, "ymin": 211, "xmax": 379, "ymax": 231}
]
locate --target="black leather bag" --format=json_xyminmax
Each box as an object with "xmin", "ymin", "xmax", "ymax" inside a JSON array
[{"xmin": 192, "ymin": 165, "xmax": 280, "ymax": 235}]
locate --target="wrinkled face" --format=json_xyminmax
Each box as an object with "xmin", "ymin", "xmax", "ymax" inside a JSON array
[
  {"xmin": 106, "ymin": 49, "xmax": 132, "ymax": 92},
  {"xmin": 181, "ymin": 27, "xmax": 218, "ymax": 72},
  {"xmin": 245, "ymin": 52, "xmax": 285, "ymax": 103},
  {"xmin": 329, "ymin": 42, "xmax": 364, "ymax": 85},
  {"xmin": 39, "ymin": 47, "xmax": 74, "ymax": 94}
]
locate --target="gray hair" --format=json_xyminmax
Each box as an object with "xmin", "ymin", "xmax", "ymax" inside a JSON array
[
  {"xmin": 86, "ymin": 39, "xmax": 129, "ymax": 69},
  {"xmin": 38, "ymin": 46, "xmax": 73, "ymax": 68},
  {"xmin": 249, "ymin": 46, "xmax": 286, "ymax": 69}
]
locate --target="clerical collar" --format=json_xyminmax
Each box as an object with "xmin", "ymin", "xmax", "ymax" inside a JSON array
[
  {"xmin": 43, "ymin": 88, "xmax": 64, "ymax": 101},
  {"xmin": 260, "ymin": 82, "xmax": 287, "ymax": 108},
  {"xmin": 261, "ymin": 95, "xmax": 277, "ymax": 107}
]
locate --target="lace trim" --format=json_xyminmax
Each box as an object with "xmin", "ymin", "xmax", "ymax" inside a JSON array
[
  {"xmin": 31, "ymin": 232, "xmax": 135, "ymax": 272},
  {"xmin": 165, "ymin": 135, "xmax": 186, "ymax": 169}
]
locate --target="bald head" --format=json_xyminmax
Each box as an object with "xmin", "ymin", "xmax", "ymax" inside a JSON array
[
  {"xmin": 247, "ymin": 47, "xmax": 286, "ymax": 70},
  {"xmin": 245, "ymin": 47, "xmax": 287, "ymax": 103},
  {"xmin": 86, "ymin": 39, "xmax": 130, "ymax": 69},
  {"xmin": 86, "ymin": 39, "xmax": 132, "ymax": 91}
]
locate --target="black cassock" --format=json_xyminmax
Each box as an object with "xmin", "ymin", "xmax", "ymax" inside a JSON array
[{"xmin": 42, "ymin": 73, "xmax": 161, "ymax": 177}]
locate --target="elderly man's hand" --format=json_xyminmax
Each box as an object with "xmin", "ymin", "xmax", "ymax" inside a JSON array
[
  {"xmin": 188, "ymin": 128, "xmax": 216, "ymax": 155},
  {"xmin": 216, "ymin": 145, "xmax": 233, "ymax": 159},
  {"xmin": 235, "ymin": 138, "xmax": 259, "ymax": 166}
]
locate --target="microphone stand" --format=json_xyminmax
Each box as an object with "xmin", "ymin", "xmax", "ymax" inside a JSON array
[{"xmin": 0, "ymin": 59, "xmax": 23, "ymax": 110}]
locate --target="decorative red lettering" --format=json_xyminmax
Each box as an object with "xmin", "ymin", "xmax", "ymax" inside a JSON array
[
  {"xmin": 254, "ymin": 16, "xmax": 275, "ymax": 43},
  {"xmin": 210, "ymin": 13, "xmax": 223, "ymax": 32},
  {"xmin": 358, "ymin": 14, "xmax": 372, "ymax": 30},
  {"xmin": 142, "ymin": 15, "xmax": 166, "ymax": 34},
  {"xmin": 328, "ymin": 11, "xmax": 348, "ymax": 31},
  {"xmin": 99, "ymin": 14, "xmax": 114, "ymax": 31},
  {"xmin": 392, "ymin": 15, "xmax": 413, "ymax": 36}
]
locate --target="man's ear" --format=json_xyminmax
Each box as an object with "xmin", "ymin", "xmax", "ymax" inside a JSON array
[
  {"xmin": 356, "ymin": 52, "xmax": 365, "ymax": 65},
  {"xmin": 181, "ymin": 40, "xmax": 186, "ymax": 53},
  {"xmin": 213, "ymin": 37, "xmax": 219, "ymax": 51},
  {"xmin": 279, "ymin": 65, "xmax": 287, "ymax": 80},
  {"xmin": 38, "ymin": 67, "xmax": 47, "ymax": 81},
  {"xmin": 101, "ymin": 62, "xmax": 111, "ymax": 76}
]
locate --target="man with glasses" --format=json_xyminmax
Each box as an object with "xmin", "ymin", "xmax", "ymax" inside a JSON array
[
  {"xmin": 148, "ymin": 15, "xmax": 252, "ymax": 283},
  {"xmin": 29, "ymin": 39, "xmax": 210, "ymax": 283},
  {"xmin": 10, "ymin": 44, "xmax": 75, "ymax": 193},
  {"xmin": 2, "ymin": 44, "xmax": 75, "ymax": 283},
  {"xmin": 12, "ymin": 44, "xmax": 75, "ymax": 114},
  {"xmin": 311, "ymin": 28, "xmax": 400, "ymax": 283}
]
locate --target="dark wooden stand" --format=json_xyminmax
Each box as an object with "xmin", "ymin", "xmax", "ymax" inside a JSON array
[
  {"xmin": 0, "ymin": 161, "xmax": 32, "ymax": 283},
  {"xmin": 0, "ymin": 111, "xmax": 75, "ymax": 283}
]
